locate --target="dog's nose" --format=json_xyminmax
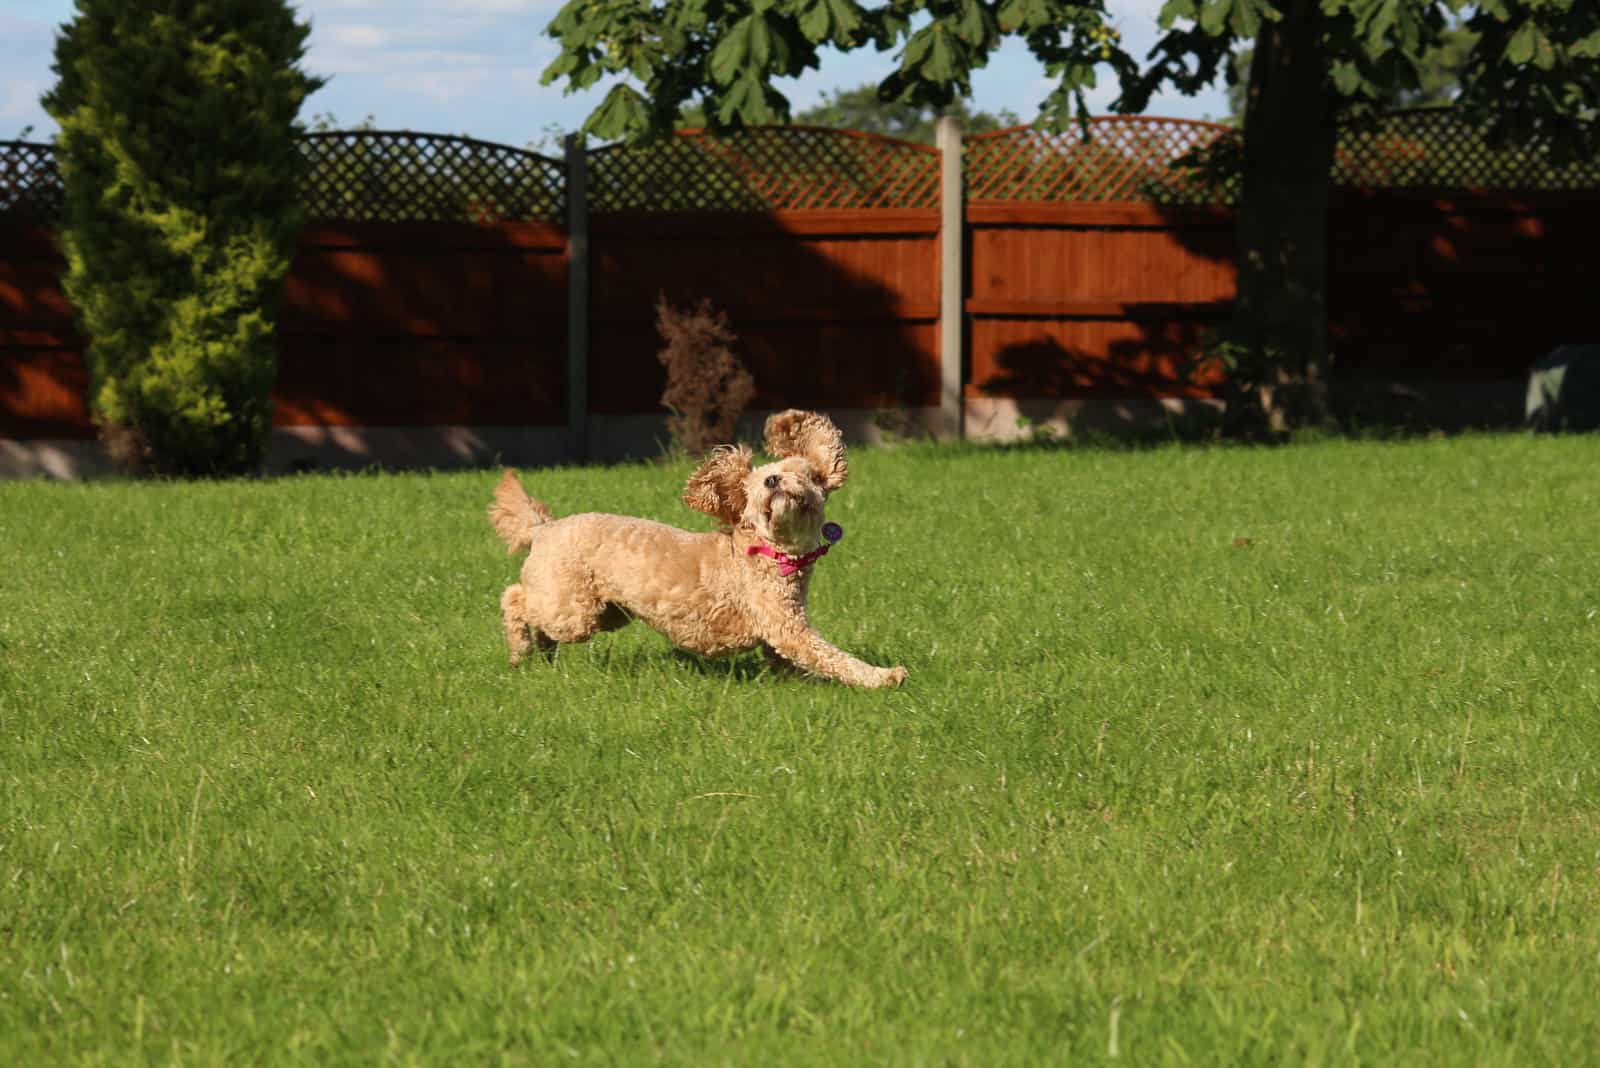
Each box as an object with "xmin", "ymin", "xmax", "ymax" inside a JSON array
[{"xmin": 764, "ymin": 475, "xmax": 780, "ymax": 489}]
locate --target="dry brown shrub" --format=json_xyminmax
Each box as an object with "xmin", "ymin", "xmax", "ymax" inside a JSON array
[
  {"xmin": 655, "ymin": 294, "xmax": 756, "ymax": 455},
  {"xmin": 97, "ymin": 419, "xmax": 153, "ymax": 474}
]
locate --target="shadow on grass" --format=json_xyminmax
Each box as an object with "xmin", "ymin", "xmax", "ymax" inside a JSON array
[{"xmin": 669, "ymin": 646, "xmax": 901, "ymax": 686}]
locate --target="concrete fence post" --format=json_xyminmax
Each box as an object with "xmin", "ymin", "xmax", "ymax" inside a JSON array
[
  {"xmin": 935, "ymin": 115, "xmax": 965, "ymax": 441},
  {"xmin": 564, "ymin": 133, "xmax": 590, "ymax": 462}
]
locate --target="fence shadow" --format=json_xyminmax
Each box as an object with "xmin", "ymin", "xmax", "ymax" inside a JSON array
[
  {"xmin": 272, "ymin": 217, "xmax": 568, "ymax": 471},
  {"xmin": 582, "ymin": 129, "xmax": 945, "ymax": 458},
  {"xmin": 1136, "ymin": 187, "xmax": 1594, "ymax": 433},
  {"xmin": 584, "ymin": 211, "xmax": 941, "ymax": 445},
  {"xmin": 973, "ymin": 321, "xmax": 1229, "ymax": 442}
]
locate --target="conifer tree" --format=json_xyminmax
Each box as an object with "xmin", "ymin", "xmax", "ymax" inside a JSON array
[{"xmin": 44, "ymin": 0, "xmax": 322, "ymax": 474}]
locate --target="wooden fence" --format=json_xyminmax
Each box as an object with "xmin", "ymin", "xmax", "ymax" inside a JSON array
[
  {"xmin": 585, "ymin": 128, "xmax": 943, "ymax": 433},
  {"xmin": 3, "ymin": 111, "xmax": 1597, "ymax": 472}
]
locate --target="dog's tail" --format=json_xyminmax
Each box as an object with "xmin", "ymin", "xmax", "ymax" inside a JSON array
[{"xmin": 488, "ymin": 468, "xmax": 553, "ymax": 555}]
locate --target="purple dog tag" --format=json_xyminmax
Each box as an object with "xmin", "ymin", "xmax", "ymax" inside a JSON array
[{"xmin": 821, "ymin": 522, "xmax": 843, "ymax": 544}]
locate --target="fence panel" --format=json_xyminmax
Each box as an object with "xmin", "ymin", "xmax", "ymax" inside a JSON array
[
  {"xmin": 0, "ymin": 223, "xmax": 89, "ymax": 439},
  {"xmin": 964, "ymin": 118, "xmax": 1239, "ymax": 413},
  {"xmin": 1328, "ymin": 190, "xmax": 1598, "ymax": 383},
  {"xmin": 586, "ymin": 129, "xmax": 943, "ymax": 421},
  {"xmin": 278, "ymin": 220, "xmax": 568, "ymax": 427},
  {"xmin": 587, "ymin": 211, "xmax": 940, "ymax": 416},
  {"xmin": 965, "ymin": 202, "xmax": 1234, "ymax": 403}
]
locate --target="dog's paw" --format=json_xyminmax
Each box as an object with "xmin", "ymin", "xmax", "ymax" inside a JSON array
[{"xmin": 879, "ymin": 666, "xmax": 909, "ymax": 688}]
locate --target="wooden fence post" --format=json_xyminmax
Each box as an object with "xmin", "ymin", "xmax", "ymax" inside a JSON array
[
  {"xmin": 935, "ymin": 115, "xmax": 964, "ymax": 440},
  {"xmin": 564, "ymin": 133, "xmax": 590, "ymax": 462}
]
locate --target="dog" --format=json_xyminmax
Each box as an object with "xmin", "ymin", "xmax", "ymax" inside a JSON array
[{"xmin": 488, "ymin": 409, "xmax": 907, "ymax": 689}]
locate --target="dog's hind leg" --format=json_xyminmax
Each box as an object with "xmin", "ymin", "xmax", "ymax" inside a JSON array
[
  {"xmin": 501, "ymin": 586, "xmax": 532, "ymax": 666},
  {"xmin": 520, "ymin": 560, "xmax": 625, "ymax": 645},
  {"xmin": 501, "ymin": 586, "xmax": 555, "ymax": 666},
  {"xmin": 540, "ymin": 596, "xmax": 624, "ymax": 644}
]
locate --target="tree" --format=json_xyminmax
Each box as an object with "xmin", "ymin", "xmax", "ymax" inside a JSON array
[
  {"xmin": 541, "ymin": 0, "xmax": 1600, "ymax": 433},
  {"xmin": 676, "ymin": 81, "xmax": 1020, "ymax": 140},
  {"xmin": 44, "ymin": 0, "xmax": 322, "ymax": 474},
  {"xmin": 794, "ymin": 83, "xmax": 1020, "ymax": 141},
  {"xmin": 541, "ymin": 0, "xmax": 1130, "ymax": 140},
  {"xmin": 1226, "ymin": 24, "xmax": 1478, "ymax": 119},
  {"xmin": 1123, "ymin": 1, "xmax": 1598, "ymax": 432}
]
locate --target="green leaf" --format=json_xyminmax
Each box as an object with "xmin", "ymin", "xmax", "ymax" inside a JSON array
[
  {"xmin": 1200, "ymin": 0, "xmax": 1232, "ymax": 37},
  {"xmin": 1158, "ymin": 0, "xmax": 1198, "ymax": 26},
  {"xmin": 540, "ymin": 50, "xmax": 582, "ymax": 85},
  {"xmin": 709, "ymin": 17, "xmax": 754, "ymax": 84},
  {"xmin": 1505, "ymin": 21, "xmax": 1535, "ymax": 65},
  {"xmin": 826, "ymin": 0, "xmax": 864, "ymax": 43},
  {"xmin": 902, "ymin": 27, "xmax": 934, "ymax": 68},
  {"xmin": 749, "ymin": 13, "xmax": 772, "ymax": 69},
  {"xmin": 1229, "ymin": 0, "xmax": 1263, "ymax": 39},
  {"xmin": 923, "ymin": 29, "xmax": 961, "ymax": 82},
  {"xmin": 954, "ymin": 0, "xmax": 992, "ymax": 46},
  {"xmin": 584, "ymin": 82, "xmax": 651, "ymax": 140},
  {"xmin": 716, "ymin": 70, "xmax": 769, "ymax": 123},
  {"xmin": 798, "ymin": 0, "xmax": 831, "ymax": 42},
  {"xmin": 1363, "ymin": 0, "xmax": 1397, "ymax": 48},
  {"xmin": 1330, "ymin": 58, "xmax": 1363, "ymax": 95}
]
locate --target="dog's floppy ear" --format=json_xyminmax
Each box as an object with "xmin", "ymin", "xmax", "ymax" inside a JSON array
[
  {"xmin": 683, "ymin": 444, "xmax": 753, "ymax": 524},
  {"xmin": 764, "ymin": 409, "xmax": 847, "ymax": 492}
]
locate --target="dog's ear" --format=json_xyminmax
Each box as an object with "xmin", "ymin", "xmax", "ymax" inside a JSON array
[
  {"xmin": 764, "ymin": 409, "xmax": 847, "ymax": 492},
  {"xmin": 683, "ymin": 444, "xmax": 753, "ymax": 524}
]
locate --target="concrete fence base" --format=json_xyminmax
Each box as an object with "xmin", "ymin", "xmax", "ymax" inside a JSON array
[{"xmin": 0, "ymin": 381, "xmax": 1535, "ymax": 479}]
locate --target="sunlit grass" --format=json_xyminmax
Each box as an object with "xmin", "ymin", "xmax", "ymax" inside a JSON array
[{"xmin": 2, "ymin": 433, "xmax": 1597, "ymax": 1064}]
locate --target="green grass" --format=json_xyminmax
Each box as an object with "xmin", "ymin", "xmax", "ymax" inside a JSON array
[{"xmin": 2, "ymin": 434, "xmax": 1597, "ymax": 1065}]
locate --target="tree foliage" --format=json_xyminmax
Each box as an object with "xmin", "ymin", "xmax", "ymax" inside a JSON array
[
  {"xmin": 794, "ymin": 82, "xmax": 1020, "ymax": 141},
  {"xmin": 44, "ymin": 0, "xmax": 322, "ymax": 474},
  {"xmin": 1121, "ymin": 0, "xmax": 1599, "ymax": 432},
  {"xmin": 1126, "ymin": 0, "xmax": 1600, "ymax": 158},
  {"xmin": 1226, "ymin": 24, "xmax": 1479, "ymax": 119},
  {"xmin": 541, "ymin": 0, "xmax": 1131, "ymax": 141},
  {"xmin": 677, "ymin": 81, "xmax": 1021, "ymax": 140}
]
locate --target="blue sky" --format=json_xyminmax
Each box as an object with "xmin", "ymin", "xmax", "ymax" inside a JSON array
[{"xmin": 3, "ymin": 0, "xmax": 1230, "ymax": 149}]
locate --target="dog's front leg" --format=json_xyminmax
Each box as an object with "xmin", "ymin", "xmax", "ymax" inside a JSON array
[{"xmin": 765, "ymin": 627, "xmax": 907, "ymax": 689}]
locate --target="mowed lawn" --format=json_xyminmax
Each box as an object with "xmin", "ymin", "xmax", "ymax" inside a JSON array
[{"xmin": 2, "ymin": 434, "xmax": 1597, "ymax": 1065}]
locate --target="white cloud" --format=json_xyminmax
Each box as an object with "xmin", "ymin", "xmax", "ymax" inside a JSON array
[{"xmin": 324, "ymin": 23, "xmax": 389, "ymax": 49}]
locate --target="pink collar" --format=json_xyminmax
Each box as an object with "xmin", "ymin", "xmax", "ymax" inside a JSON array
[{"xmin": 747, "ymin": 541, "xmax": 831, "ymax": 577}]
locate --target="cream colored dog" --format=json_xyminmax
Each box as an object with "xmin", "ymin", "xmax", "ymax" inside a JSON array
[{"xmin": 489, "ymin": 409, "xmax": 908, "ymax": 689}]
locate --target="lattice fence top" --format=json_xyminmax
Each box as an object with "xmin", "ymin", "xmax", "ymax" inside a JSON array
[
  {"xmin": 0, "ymin": 141, "xmax": 64, "ymax": 221},
  {"xmin": 965, "ymin": 116, "xmax": 1240, "ymax": 206},
  {"xmin": 588, "ymin": 126, "xmax": 940, "ymax": 213},
  {"xmin": 5, "ymin": 111, "xmax": 1598, "ymax": 224},
  {"xmin": 299, "ymin": 131, "xmax": 564, "ymax": 223},
  {"xmin": 1335, "ymin": 107, "xmax": 1600, "ymax": 192}
]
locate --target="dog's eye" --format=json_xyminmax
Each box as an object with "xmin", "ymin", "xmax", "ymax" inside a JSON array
[{"xmin": 764, "ymin": 475, "xmax": 779, "ymax": 489}]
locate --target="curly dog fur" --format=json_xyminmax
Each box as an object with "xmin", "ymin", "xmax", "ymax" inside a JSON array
[{"xmin": 489, "ymin": 409, "xmax": 907, "ymax": 688}]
